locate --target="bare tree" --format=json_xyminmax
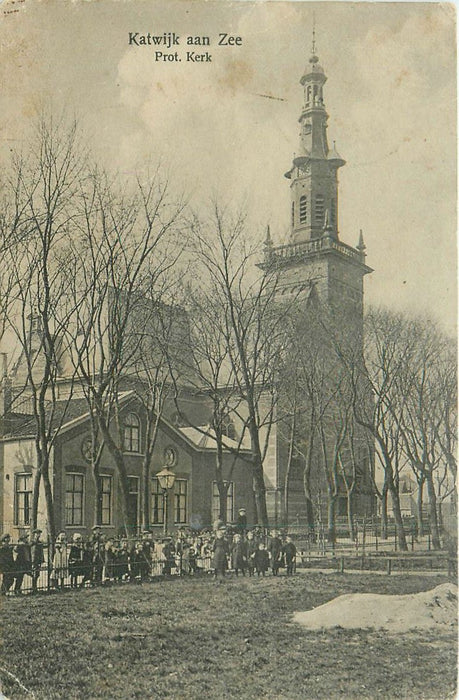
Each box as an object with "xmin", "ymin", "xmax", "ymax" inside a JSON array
[
  {"xmin": 166, "ymin": 283, "xmax": 253, "ymax": 524},
  {"xmin": 347, "ymin": 308, "xmax": 409, "ymax": 550},
  {"xmin": 66, "ymin": 166, "xmax": 184, "ymax": 534},
  {"xmin": 187, "ymin": 206, "xmax": 288, "ymax": 527},
  {"xmin": 4, "ymin": 117, "xmax": 85, "ymax": 540},
  {"xmin": 397, "ymin": 320, "xmax": 456, "ymax": 548}
]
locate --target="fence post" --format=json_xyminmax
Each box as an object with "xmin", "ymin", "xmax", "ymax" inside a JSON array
[
  {"xmin": 387, "ymin": 558, "xmax": 392, "ymax": 575},
  {"xmin": 340, "ymin": 556, "xmax": 345, "ymax": 574},
  {"xmin": 47, "ymin": 536, "xmax": 51, "ymax": 592},
  {"xmin": 394, "ymin": 525, "xmax": 398, "ymax": 552}
]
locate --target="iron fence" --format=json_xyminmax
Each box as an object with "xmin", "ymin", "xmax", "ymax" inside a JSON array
[{"xmin": 0, "ymin": 542, "xmax": 214, "ymax": 596}]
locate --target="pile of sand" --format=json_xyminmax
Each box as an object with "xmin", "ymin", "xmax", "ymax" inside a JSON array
[{"xmin": 293, "ymin": 583, "xmax": 457, "ymax": 632}]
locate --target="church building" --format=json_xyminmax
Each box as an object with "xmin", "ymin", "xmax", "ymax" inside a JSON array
[{"xmin": 0, "ymin": 40, "xmax": 375, "ymax": 538}]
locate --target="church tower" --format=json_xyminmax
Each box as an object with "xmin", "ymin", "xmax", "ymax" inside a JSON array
[
  {"xmin": 260, "ymin": 36, "xmax": 375, "ymax": 528},
  {"xmin": 263, "ymin": 38, "xmax": 372, "ymax": 322}
]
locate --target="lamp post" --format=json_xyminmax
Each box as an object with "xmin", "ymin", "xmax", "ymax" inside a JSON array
[{"xmin": 156, "ymin": 467, "xmax": 176, "ymax": 535}]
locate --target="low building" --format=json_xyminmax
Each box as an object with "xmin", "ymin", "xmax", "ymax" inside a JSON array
[{"xmin": 0, "ymin": 391, "xmax": 254, "ymax": 539}]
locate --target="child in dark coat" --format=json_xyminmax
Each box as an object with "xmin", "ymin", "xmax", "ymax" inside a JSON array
[
  {"xmin": 282, "ymin": 536, "xmax": 297, "ymax": 575},
  {"xmin": 231, "ymin": 534, "xmax": 247, "ymax": 576},
  {"xmin": 212, "ymin": 529, "xmax": 230, "ymax": 581},
  {"xmin": 131, "ymin": 542, "xmax": 150, "ymax": 581},
  {"xmin": 253, "ymin": 543, "xmax": 269, "ymax": 577},
  {"xmin": 0, "ymin": 534, "xmax": 14, "ymax": 595}
]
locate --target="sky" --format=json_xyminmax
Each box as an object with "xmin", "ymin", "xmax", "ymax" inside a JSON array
[{"xmin": 0, "ymin": 0, "xmax": 456, "ymax": 334}]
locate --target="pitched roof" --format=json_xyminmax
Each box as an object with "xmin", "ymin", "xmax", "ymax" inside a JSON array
[
  {"xmin": 179, "ymin": 425, "xmax": 251, "ymax": 452},
  {"xmin": 2, "ymin": 392, "xmax": 135, "ymax": 439}
]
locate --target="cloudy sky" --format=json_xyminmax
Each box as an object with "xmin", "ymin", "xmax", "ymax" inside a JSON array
[{"xmin": 0, "ymin": 0, "xmax": 456, "ymax": 333}]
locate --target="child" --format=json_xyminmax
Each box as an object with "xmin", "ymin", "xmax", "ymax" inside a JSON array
[
  {"xmin": 103, "ymin": 539, "xmax": 117, "ymax": 582},
  {"xmin": 131, "ymin": 541, "xmax": 150, "ymax": 581},
  {"xmin": 253, "ymin": 543, "xmax": 269, "ymax": 577},
  {"xmin": 51, "ymin": 531, "xmax": 69, "ymax": 590},
  {"xmin": 116, "ymin": 539, "xmax": 130, "ymax": 581},
  {"xmin": 68, "ymin": 533, "xmax": 84, "ymax": 589},
  {"xmin": 246, "ymin": 531, "xmax": 257, "ymax": 577},
  {"xmin": 282, "ymin": 535, "xmax": 297, "ymax": 576},
  {"xmin": 212, "ymin": 528, "xmax": 229, "ymax": 581},
  {"xmin": 231, "ymin": 533, "xmax": 247, "ymax": 577}
]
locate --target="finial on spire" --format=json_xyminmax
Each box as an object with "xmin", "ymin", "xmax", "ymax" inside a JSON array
[
  {"xmin": 264, "ymin": 224, "xmax": 274, "ymax": 261},
  {"xmin": 357, "ymin": 229, "xmax": 366, "ymax": 254},
  {"xmin": 264, "ymin": 224, "xmax": 273, "ymax": 247},
  {"xmin": 312, "ymin": 12, "xmax": 316, "ymax": 55}
]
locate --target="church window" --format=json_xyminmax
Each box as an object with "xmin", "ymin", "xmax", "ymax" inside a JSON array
[
  {"xmin": 65, "ymin": 473, "xmax": 84, "ymax": 526},
  {"xmin": 299, "ymin": 195, "xmax": 307, "ymax": 224},
  {"xmin": 124, "ymin": 412, "xmax": 140, "ymax": 453},
  {"xmin": 98, "ymin": 475, "xmax": 112, "ymax": 525},
  {"xmin": 151, "ymin": 478, "xmax": 164, "ymax": 524},
  {"xmin": 174, "ymin": 479, "xmax": 188, "ymax": 524},
  {"xmin": 221, "ymin": 415, "xmax": 236, "ymax": 440},
  {"xmin": 306, "ymin": 86, "xmax": 312, "ymax": 103},
  {"xmin": 315, "ymin": 194, "xmax": 325, "ymax": 224},
  {"xmin": 14, "ymin": 473, "xmax": 32, "ymax": 527},
  {"xmin": 291, "ymin": 202, "xmax": 295, "ymax": 227},
  {"xmin": 313, "ymin": 84, "xmax": 318, "ymax": 100},
  {"xmin": 212, "ymin": 481, "xmax": 234, "ymax": 523}
]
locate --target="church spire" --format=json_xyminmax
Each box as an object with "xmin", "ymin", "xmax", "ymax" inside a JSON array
[{"xmin": 284, "ymin": 32, "xmax": 344, "ymax": 244}]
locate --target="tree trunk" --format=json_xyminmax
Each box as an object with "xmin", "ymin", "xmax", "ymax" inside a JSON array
[
  {"xmin": 302, "ymin": 471, "xmax": 315, "ymax": 531},
  {"xmin": 426, "ymin": 472, "xmax": 441, "ymax": 549},
  {"xmin": 380, "ymin": 483, "xmax": 388, "ymax": 539},
  {"xmin": 347, "ymin": 488, "xmax": 356, "ymax": 541},
  {"xmin": 41, "ymin": 457, "xmax": 56, "ymax": 542},
  {"xmin": 31, "ymin": 467, "xmax": 41, "ymax": 530},
  {"xmin": 93, "ymin": 471, "xmax": 102, "ymax": 527},
  {"xmin": 327, "ymin": 491, "xmax": 337, "ymax": 543},
  {"xmin": 142, "ymin": 454, "xmax": 150, "ymax": 530},
  {"xmin": 96, "ymin": 406, "xmax": 133, "ymax": 536},
  {"xmin": 389, "ymin": 482, "xmax": 408, "ymax": 551},
  {"xmin": 248, "ymin": 419, "xmax": 268, "ymax": 527},
  {"xmin": 415, "ymin": 479, "xmax": 425, "ymax": 537}
]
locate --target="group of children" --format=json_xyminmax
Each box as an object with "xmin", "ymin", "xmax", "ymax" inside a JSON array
[
  {"xmin": 213, "ymin": 529, "xmax": 297, "ymax": 580},
  {"xmin": 0, "ymin": 523, "xmax": 298, "ymax": 594}
]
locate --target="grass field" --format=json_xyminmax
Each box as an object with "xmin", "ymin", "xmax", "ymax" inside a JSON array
[{"xmin": 0, "ymin": 572, "xmax": 456, "ymax": 700}]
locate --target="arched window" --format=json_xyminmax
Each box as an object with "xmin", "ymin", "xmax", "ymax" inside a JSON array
[
  {"xmin": 124, "ymin": 412, "xmax": 140, "ymax": 453},
  {"xmin": 221, "ymin": 416, "xmax": 236, "ymax": 441},
  {"xmin": 299, "ymin": 195, "xmax": 307, "ymax": 224},
  {"xmin": 291, "ymin": 202, "xmax": 295, "ymax": 227},
  {"xmin": 306, "ymin": 85, "xmax": 312, "ymax": 103},
  {"xmin": 313, "ymin": 84, "xmax": 318, "ymax": 100}
]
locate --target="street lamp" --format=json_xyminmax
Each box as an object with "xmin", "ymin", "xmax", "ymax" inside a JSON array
[{"xmin": 156, "ymin": 467, "xmax": 176, "ymax": 535}]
